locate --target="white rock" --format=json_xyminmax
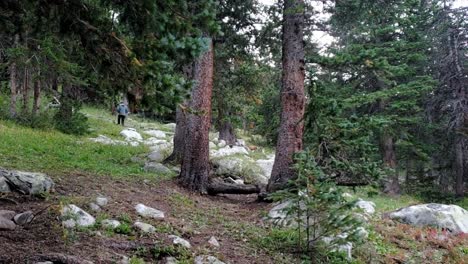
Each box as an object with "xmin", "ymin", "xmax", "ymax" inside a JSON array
[
  {"xmin": 389, "ymin": 203, "xmax": 468, "ymax": 234},
  {"xmin": 120, "ymin": 128, "xmax": 143, "ymax": 142},
  {"xmin": 102, "ymin": 219, "xmax": 121, "ymax": 229},
  {"xmin": 0, "ymin": 217, "xmax": 16, "ymax": 230},
  {"xmin": 144, "ymin": 163, "xmax": 172, "ymax": 174},
  {"xmin": 208, "ymin": 236, "xmax": 220, "ymax": 247},
  {"xmin": 144, "ymin": 130, "xmax": 166, "ymax": 139},
  {"xmin": 135, "ymin": 203, "xmax": 165, "ymax": 219},
  {"xmin": 0, "ymin": 210, "xmax": 16, "ymax": 220},
  {"xmin": 164, "ymin": 123, "xmax": 177, "ymax": 131},
  {"xmin": 217, "ymin": 140, "xmax": 227, "ymax": 148},
  {"xmin": 342, "ymin": 192, "xmax": 353, "ymax": 199},
  {"xmin": 165, "ymin": 257, "xmax": 178, "ymax": 264},
  {"xmin": 209, "ymin": 142, "xmax": 217, "ymax": 149},
  {"xmin": 148, "ymin": 151, "xmax": 166, "ymax": 162},
  {"xmin": 256, "ymin": 159, "xmax": 274, "ymax": 179},
  {"xmin": 210, "ymin": 146, "xmax": 249, "ymax": 158},
  {"xmin": 0, "ymin": 176, "xmax": 11, "ymax": 192},
  {"xmin": 89, "ymin": 203, "xmax": 101, "ymax": 212},
  {"xmin": 194, "ymin": 255, "xmax": 225, "ymax": 264},
  {"xmin": 355, "ymin": 199, "xmax": 376, "ymax": 215},
  {"xmin": 96, "ymin": 196, "xmax": 108, "ymax": 207},
  {"xmin": 236, "ymin": 139, "xmax": 247, "ymax": 147},
  {"xmin": 211, "ymin": 156, "xmax": 264, "ymax": 184},
  {"xmin": 144, "ymin": 137, "xmax": 168, "ymax": 146},
  {"xmin": 61, "ymin": 204, "xmax": 96, "ymax": 228},
  {"xmin": 13, "ymin": 211, "xmax": 34, "ymax": 225},
  {"xmin": 169, "ymin": 235, "xmax": 191, "ymax": 248},
  {"xmin": 133, "ymin": 221, "xmax": 156, "ymax": 233},
  {"xmin": 321, "ymin": 236, "xmax": 353, "ymax": 260},
  {"xmin": 89, "ymin": 135, "xmax": 127, "ymax": 146}
]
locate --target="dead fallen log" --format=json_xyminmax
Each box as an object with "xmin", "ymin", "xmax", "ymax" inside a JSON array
[{"xmin": 207, "ymin": 178, "xmax": 262, "ymax": 195}]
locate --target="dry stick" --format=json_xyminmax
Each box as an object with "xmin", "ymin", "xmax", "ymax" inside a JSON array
[{"xmin": 26, "ymin": 204, "xmax": 53, "ymax": 227}]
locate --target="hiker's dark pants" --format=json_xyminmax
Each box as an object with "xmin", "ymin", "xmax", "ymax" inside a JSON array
[{"xmin": 117, "ymin": 115, "xmax": 126, "ymax": 126}]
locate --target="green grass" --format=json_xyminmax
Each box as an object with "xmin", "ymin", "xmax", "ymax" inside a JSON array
[{"xmin": 0, "ymin": 118, "xmax": 157, "ymax": 180}]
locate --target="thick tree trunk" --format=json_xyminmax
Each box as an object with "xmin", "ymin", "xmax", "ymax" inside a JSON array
[
  {"xmin": 9, "ymin": 35, "xmax": 19, "ymax": 118},
  {"xmin": 267, "ymin": 0, "xmax": 306, "ymax": 193},
  {"xmin": 164, "ymin": 105, "xmax": 187, "ymax": 164},
  {"xmin": 32, "ymin": 79, "xmax": 41, "ymax": 116},
  {"xmin": 179, "ymin": 38, "xmax": 214, "ymax": 193},
  {"xmin": 382, "ymin": 135, "xmax": 401, "ymax": 195},
  {"xmin": 218, "ymin": 118, "xmax": 236, "ymax": 146}
]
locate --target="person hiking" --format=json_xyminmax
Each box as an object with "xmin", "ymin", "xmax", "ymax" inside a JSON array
[{"xmin": 116, "ymin": 102, "xmax": 129, "ymax": 126}]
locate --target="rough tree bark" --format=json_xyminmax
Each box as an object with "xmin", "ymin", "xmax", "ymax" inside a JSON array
[
  {"xmin": 22, "ymin": 67, "xmax": 30, "ymax": 113},
  {"xmin": 164, "ymin": 105, "xmax": 187, "ymax": 164},
  {"xmin": 267, "ymin": 0, "xmax": 306, "ymax": 193},
  {"xmin": 32, "ymin": 79, "xmax": 41, "ymax": 116},
  {"xmin": 9, "ymin": 34, "xmax": 19, "ymax": 118},
  {"xmin": 218, "ymin": 116, "xmax": 236, "ymax": 146},
  {"xmin": 179, "ymin": 38, "xmax": 214, "ymax": 193},
  {"xmin": 381, "ymin": 135, "xmax": 401, "ymax": 195}
]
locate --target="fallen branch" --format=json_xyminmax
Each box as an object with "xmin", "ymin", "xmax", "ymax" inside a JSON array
[{"xmin": 207, "ymin": 178, "xmax": 262, "ymax": 195}]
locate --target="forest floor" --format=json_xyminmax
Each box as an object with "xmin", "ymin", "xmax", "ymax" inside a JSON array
[{"xmin": 0, "ymin": 107, "xmax": 467, "ymax": 264}]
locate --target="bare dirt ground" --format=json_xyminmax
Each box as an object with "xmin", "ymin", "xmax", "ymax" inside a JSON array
[{"xmin": 0, "ymin": 172, "xmax": 283, "ymax": 264}]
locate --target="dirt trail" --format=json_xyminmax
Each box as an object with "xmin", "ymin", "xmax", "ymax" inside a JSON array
[{"xmin": 0, "ymin": 172, "xmax": 279, "ymax": 264}]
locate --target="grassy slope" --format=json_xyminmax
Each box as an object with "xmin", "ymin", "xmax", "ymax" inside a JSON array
[{"xmin": 0, "ymin": 109, "xmax": 154, "ymax": 180}]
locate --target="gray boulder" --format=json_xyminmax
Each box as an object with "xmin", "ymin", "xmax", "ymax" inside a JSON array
[
  {"xmin": 135, "ymin": 203, "xmax": 165, "ymax": 219},
  {"xmin": 14, "ymin": 211, "xmax": 34, "ymax": 225},
  {"xmin": 96, "ymin": 196, "xmax": 108, "ymax": 207},
  {"xmin": 211, "ymin": 156, "xmax": 265, "ymax": 184},
  {"xmin": 148, "ymin": 151, "xmax": 165, "ymax": 162},
  {"xmin": 89, "ymin": 203, "xmax": 101, "ymax": 212},
  {"xmin": 169, "ymin": 235, "xmax": 191, "ymax": 248},
  {"xmin": 210, "ymin": 146, "xmax": 248, "ymax": 158},
  {"xmin": 389, "ymin": 203, "xmax": 468, "ymax": 234},
  {"xmin": 120, "ymin": 128, "xmax": 143, "ymax": 142},
  {"xmin": 355, "ymin": 199, "xmax": 376, "ymax": 215},
  {"xmin": 0, "ymin": 217, "xmax": 16, "ymax": 230},
  {"xmin": 61, "ymin": 204, "xmax": 96, "ymax": 228},
  {"xmin": 102, "ymin": 219, "xmax": 121, "ymax": 229},
  {"xmin": 144, "ymin": 162, "xmax": 172, "ymax": 174},
  {"xmin": 164, "ymin": 123, "xmax": 177, "ymax": 131},
  {"xmin": 0, "ymin": 176, "xmax": 10, "ymax": 192},
  {"xmin": 143, "ymin": 130, "xmax": 166, "ymax": 139},
  {"xmin": 194, "ymin": 256, "xmax": 225, "ymax": 264},
  {"xmin": 0, "ymin": 210, "xmax": 16, "ymax": 220},
  {"xmin": 0, "ymin": 168, "xmax": 54, "ymax": 195},
  {"xmin": 133, "ymin": 221, "xmax": 156, "ymax": 233}
]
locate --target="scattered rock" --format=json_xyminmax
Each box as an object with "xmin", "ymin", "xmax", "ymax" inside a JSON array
[
  {"xmin": 342, "ymin": 192, "xmax": 353, "ymax": 199},
  {"xmin": 96, "ymin": 196, "xmax": 108, "ymax": 207},
  {"xmin": 164, "ymin": 257, "xmax": 178, "ymax": 264},
  {"xmin": 208, "ymin": 236, "xmax": 220, "ymax": 247},
  {"xmin": 14, "ymin": 211, "xmax": 34, "ymax": 225},
  {"xmin": 144, "ymin": 130, "xmax": 166, "ymax": 139},
  {"xmin": 0, "ymin": 168, "xmax": 54, "ymax": 195},
  {"xmin": 0, "ymin": 210, "xmax": 16, "ymax": 220},
  {"xmin": 163, "ymin": 123, "xmax": 177, "ymax": 131},
  {"xmin": 0, "ymin": 176, "xmax": 11, "ymax": 192},
  {"xmin": 89, "ymin": 135, "xmax": 127, "ymax": 146},
  {"xmin": 236, "ymin": 139, "xmax": 247, "ymax": 147},
  {"xmin": 0, "ymin": 217, "xmax": 16, "ymax": 230},
  {"xmin": 133, "ymin": 221, "xmax": 156, "ymax": 233},
  {"xmin": 135, "ymin": 203, "xmax": 165, "ymax": 219},
  {"xmin": 102, "ymin": 219, "xmax": 121, "ymax": 229},
  {"xmin": 144, "ymin": 137, "xmax": 168, "ymax": 146},
  {"xmin": 217, "ymin": 140, "xmax": 227, "ymax": 148},
  {"xmin": 388, "ymin": 203, "xmax": 468, "ymax": 234},
  {"xmin": 169, "ymin": 235, "xmax": 191, "ymax": 248},
  {"xmin": 144, "ymin": 163, "xmax": 172, "ymax": 174},
  {"xmin": 256, "ymin": 158, "xmax": 274, "ymax": 180},
  {"xmin": 210, "ymin": 146, "xmax": 248, "ymax": 158},
  {"xmin": 61, "ymin": 204, "xmax": 96, "ymax": 228},
  {"xmin": 227, "ymin": 177, "xmax": 244, "ymax": 185},
  {"xmin": 194, "ymin": 255, "xmax": 225, "ymax": 264},
  {"xmin": 120, "ymin": 128, "xmax": 143, "ymax": 142},
  {"xmin": 209, "ymin": 142, "xmax": 217, "ymax": 149},
  {"xmin": 148, "ymin": 151, "xmax": 165, "ymax": 162},
  {"xmin": 89, "ymin": 203, "xmax": 101, "ymax": 212},
  {"xmin": 322, "ymin": 236, "xmax": 353, "ymax": 260},
  {"xmin": 355, "ymin": 199, "xmax": 376, "ymax": 215},
  {"xmin": 212, "ymin": 156, "xmax": 264, "ymax": 184}
]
